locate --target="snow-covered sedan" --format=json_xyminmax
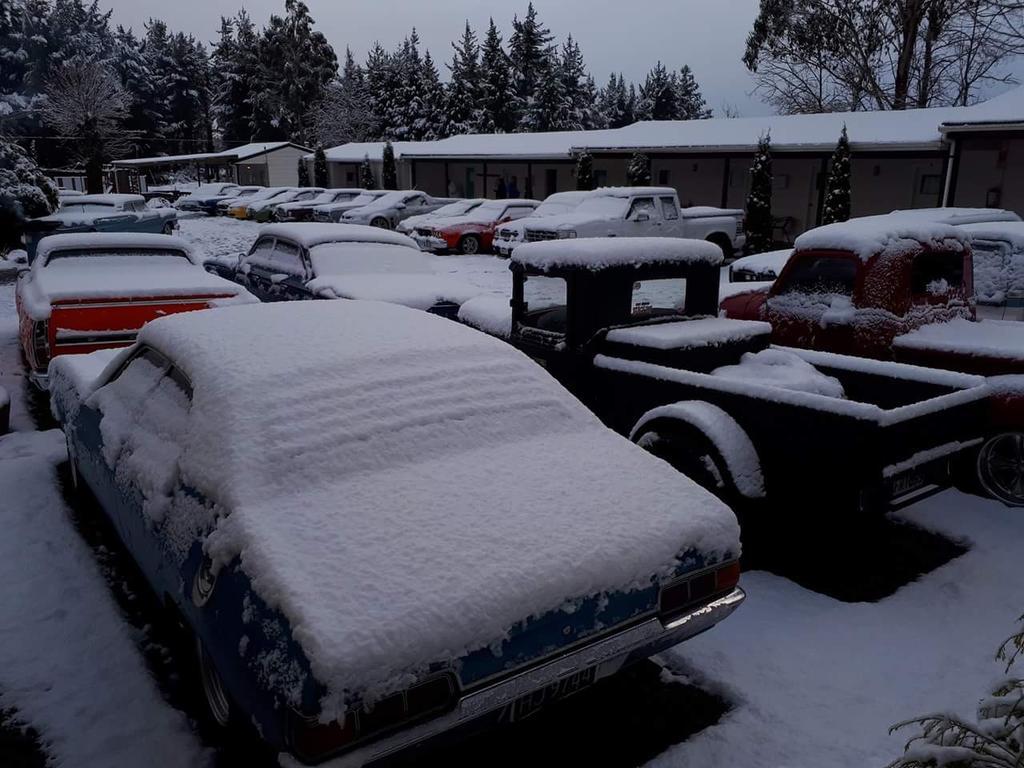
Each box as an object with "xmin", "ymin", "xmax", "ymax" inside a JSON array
[
  {"xmin": 24, "ymin": 194, "xmax": 179, "ymax": 258},
  {"xmin": 176, "ymin": 184, "xmax": 262, "ymax": 215},
  {"xmin": 17, "ymin": 233, "xmax": 255, "ymax": 389},
  {"xmin": 414, "ymin": 198, "xmax": 541, "ymax": 254},
  {"xmin": 340, "ymin": 190, "xmax": 456, "ymax": 230},
  {"xmin": 223, "ymin": 187, "xmax": 293, "ymax": 218},
  {"xmin": 312, "ymin": 189, "xmax": 390, "ymax": 222},
  {"xmin": 274, "ymin": 188, "xmax": 364, "ymax": 222},
  {"xmin": 243, "ymin": 187, "xmax": 324, "ymax": 222},
  {"xmin": 50, "ymin": 299, "xmax": 744, "ymax": 765},
  {"xmin": 493, "ymin": 190, "xmax": 595, "ymax": 257},
  {"xmin": 396, "ymin": 198, "xmax": 485, "ymax": 236},
  {"xmin": 208, "ymin": 223, "xmax": 484, "ymax": 317}
]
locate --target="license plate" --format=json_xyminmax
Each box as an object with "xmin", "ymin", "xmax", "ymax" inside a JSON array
[
  {"xmin": 507, "ymin": 665, "xmax": 598, "ymax": 722},
  {"xmin": 891, "ymin": 471, "xmax": 926, "ymax": 498}
]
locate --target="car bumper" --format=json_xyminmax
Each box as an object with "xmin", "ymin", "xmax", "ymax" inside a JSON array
[
  {"xmin": 279, "ymin": 587, "xmax": 744, "ymax": 767},
  {"xmin": 493, "ymin": 240, "xmax": 518, "ymax": 257},
  {"xmin": 28, "ymin": 369, "xmax": 49, "ymax": 391},
  {"xmin": 413, "ymin": 235, "xmax": 449, "ymax": 252}
]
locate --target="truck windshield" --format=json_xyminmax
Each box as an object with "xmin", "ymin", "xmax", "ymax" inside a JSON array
[
  {"xmin": 632, "ymin": 278, "xmax": 687, "ymax": 318},
  {"xmin": 778, "ymin": 255, "xmax": 857, "ymax": 296},
  {"xmin": 574, "ymin": 196, "xmax": 629, "ymax": 218},
  {"xmin": 521, "ymin": 275, "xmax": 567, "ymax": 333}
]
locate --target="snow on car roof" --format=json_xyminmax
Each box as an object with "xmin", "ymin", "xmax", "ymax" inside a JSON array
[
  {"xmin": 36, "ymin": 232, "xmax": 195, "ymax": 263},
  {"xmin": 260, "ymin": 223, "xmax": 419, "ymax": 250},
  {"xmin": 113, "ymin": 300, "xmax": 739, "ymax": 703},
  {"xmin": 793, "ymin": 215, "xmax": 968, "ymax": 261},
  {"xmin": 958, "ymin": 221, "xmax": 1024, "ymax": 249},
  {"xmin": 62, "ymin": 193, "xmax": 145, "ymax": 205},
  {"xmin": 731, "ymin": 249, "xmax": 794, "ymax": 275},
  {"xmin": 887, "ymin": 207, "xmax": 1021, "ymax": 225},
  {"xmin": 606, "ymin": 318, "xmax": 772, "ymax": 351},
  {"xmin": 513, "ymin": 237, "xmax": 723, "ymax": 272},
  {"xmin": 894, "ymin": 318, "xmax": 1024, "ymax": 361}
]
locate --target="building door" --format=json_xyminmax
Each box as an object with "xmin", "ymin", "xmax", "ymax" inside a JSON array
[
  {"xmin": 464, "ymin": 167, "xmax": 476, "ymax": 198},
  {"xmin": 545, "ymin": 169, "xmax": 558, "ymax": 197}
]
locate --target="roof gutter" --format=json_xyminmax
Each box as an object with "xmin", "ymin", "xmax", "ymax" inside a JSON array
[{"xmin": 940, "ymin": 120, "xmax": 1024, "ymax": 134}]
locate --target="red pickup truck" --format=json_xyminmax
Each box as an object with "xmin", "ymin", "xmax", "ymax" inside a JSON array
[
  {"xmin": 17, "ymin": 232, "xmax": 256, "ymax": 389},
  {"xmin": 720, "ymin": 215, "xmax": 1024, "ymax": 506}
]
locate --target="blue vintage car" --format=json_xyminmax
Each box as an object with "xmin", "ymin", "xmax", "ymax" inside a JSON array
[
  {"xmin": 25, "ymin": 194, "xmax": 178, "ymax": 261},
  {"xmin": 50, "ymin": 300, "xmax": 743, "ymax": 765}
]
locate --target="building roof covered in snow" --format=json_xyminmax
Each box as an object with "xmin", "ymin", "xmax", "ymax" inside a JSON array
[{"xmin": 112, "ymin": 142, "xmax": 311, "ymax": 168}]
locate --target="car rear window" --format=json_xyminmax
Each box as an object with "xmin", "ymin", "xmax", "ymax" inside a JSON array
[
  {"xmin": 778, "ymin": 255, "xmax": 858, "ymax": 296},
  {"xmin": 43, "ymin": 248, "xmax": 192, "ymax": 266},
  {"xmin": 911, "ymin": 251, "xmax": 965, "ymax": 297},
  {"xmin": 632, "ymin": 278, "xmax": 687, "ymax": 317}
]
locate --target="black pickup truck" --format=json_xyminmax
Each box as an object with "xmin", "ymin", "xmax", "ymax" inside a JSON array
[{"xmin": 483, "ymin": 238, "xmax": 993, "ymax": 515}]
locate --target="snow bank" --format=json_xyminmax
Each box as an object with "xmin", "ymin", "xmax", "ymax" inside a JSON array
[
  {"xmin": 712, "ymin": 348, "xmax": 846, "ymax": 398},
  {"xmin": 458, "ymin": 293, "xmax": 513, "ymax": 337},
  {"xmin": 115, "ymin": 301, "xmax": 739, "ymax": 710},
  {"xmin": 794, "ymin": 215, "xmax": 967, "ymax": 261},
  {"xmin": 513, "ymin": 237, "xmax": 723, "ymax": 272},
  {"xmin": 261, "ymin": 223, "xmax": 418, "ymax": 250},
  {"xmin": 605, "ymin": 318, "xmax": 771, "ymax": 351},
  {"xmin": 0, "ymin": 430, "xmax": 207, "ymax": 768},
  {"xmin": 894, "ymin": 318, "xmax": 1024, "ymax": 360}
]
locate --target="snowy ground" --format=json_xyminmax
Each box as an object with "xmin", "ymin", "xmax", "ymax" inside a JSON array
[{"xmin": 1, "ymin": 216, "xmax": 1021, "ymax": 767}]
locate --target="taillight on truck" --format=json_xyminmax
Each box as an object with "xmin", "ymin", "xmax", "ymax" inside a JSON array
[{"xmin": 31, "ymin": 320, "xmax": 50, "ymax": 370}]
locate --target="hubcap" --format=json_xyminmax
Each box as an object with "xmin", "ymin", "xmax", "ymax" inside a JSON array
[
  {"xmin": 462, "ymin": 237, "xmax": 479, "ymax": 254},
  {"xmin": 978, "ymin": 432, "xmax": 1024, "ymax": 506},
  {"xmin": 198, "ymin": 640, "xmax": 232, "ymax": 728},
  {"xmin": 372, "ymin": 218, "xmax": 388, "ymax": 229}
]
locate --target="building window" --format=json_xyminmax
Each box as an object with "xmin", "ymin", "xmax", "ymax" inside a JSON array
[
  {"xmin": 346, "ymin": 171, "xmax": 355, "ymax": 183},
  {"xmin": 658, "ymin": 169, "xmax": 671, "ymax": 185},
  {"xmin": 772, "ymin": 174, "xmax": 790, "ymax": 191},
  {"xmin": 919, "ymin": 174, "xmax": 942, "ymax": 195},
  {"xmin": 594, "ymin": 169, "xmax": 608, "ymax": 187}
]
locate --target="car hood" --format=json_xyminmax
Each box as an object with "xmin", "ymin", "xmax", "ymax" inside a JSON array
[
  {"xmin": 315, "ymin": 201, "xmax": 370, "ymax": 214},
  {"xmin": 433, "ymin": 213, "xmax": 501, "ymax": 229},
  {"xmin": 306, "ymin": 273, "xmax": 484, "ymax": 309},
  {"xmin": 527, "ymin": 213, "xmax": 608, "ymax": 231},
  {"xmin": 36, "ymin": 211, "xmax": 126, "ymax": 227}
]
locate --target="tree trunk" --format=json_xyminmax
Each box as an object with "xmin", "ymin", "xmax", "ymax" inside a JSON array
[{"xmin": 892, "ymin": 0, "xmax": 928, "ymax": 110}]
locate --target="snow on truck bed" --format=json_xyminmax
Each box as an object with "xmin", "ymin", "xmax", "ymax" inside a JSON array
[
  {"xmin": 605, "ymin": 318, "xmax": 771, "ymax": 350},
  {"xmin": 894, "ymin": 318, "xmax": 1024, "ymax": 360},
  {"xmin": 512, "ymin": 237, "xmax": 723, "ymax": 272},
  {"xmin": 71, "ymin": 301, "xmax": 739, "ymax": 707}
]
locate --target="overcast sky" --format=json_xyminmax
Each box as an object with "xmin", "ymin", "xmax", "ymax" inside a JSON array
[{"xmin": 100, "ymin": 0, "xmax": 773, "ymax": 116}]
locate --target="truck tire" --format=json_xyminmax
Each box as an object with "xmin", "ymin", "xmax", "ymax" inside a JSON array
[
  {"xmin": 976, "ymin": 432, "xmax": 1024, "ymax": 507},
  {"xmin": 161, "ymin": 221, "xmax": 174, "ymax": 235},
  {"xmin": 635, "ymin": 424, "xmax": 739, "ymax": 506},
  {"xmin": 459, "ymin": 234, "xmax": 481, "ymax": 255},
  {"xmin": 706, "ymin": 233, "xmax": 734, "ymax": 262}
]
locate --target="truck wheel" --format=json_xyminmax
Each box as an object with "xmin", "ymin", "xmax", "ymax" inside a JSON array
[
  {"xmin": 976, "ymin": 432, "xmax": 1024, "ymax": 507},
  {"xmin": 635, "ymin": 425, "xmax": 738, "ymax": 505},
  {"xmin": 370, "ymin": 217, "xmax": 391, "ymax": 229},
  {"xmin": 459, "ymin": 234, "xmax": 481, "ymax": 255},
  {"xmin": 706, "ymin": 234, "xmax": 734, "ymax": 261},
  {"xmin": 197, "ymin": 638, "xmax": 235, "ymax": 729}
]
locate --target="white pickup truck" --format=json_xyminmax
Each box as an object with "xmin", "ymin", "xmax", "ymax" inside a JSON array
[{"xmin": 522, "ymin": 186, "xmax": 746, "ymax": 259}]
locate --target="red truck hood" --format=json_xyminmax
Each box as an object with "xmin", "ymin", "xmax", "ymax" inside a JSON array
[{"xmin": 719, "ymin": 285, "xmax": 770, "ymax": 320}]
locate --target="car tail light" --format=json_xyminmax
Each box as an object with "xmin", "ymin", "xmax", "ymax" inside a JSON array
[
  {"xmin": 658, "ymin": 561, "xmax": 741, "ymax": 622},
  {"xmin": 31, "ymin": 320, "xmax": 50, "ymax": 369},
  {"xmin": 287, "ymin": 675, "xmax": 457, "ymax": 762}
]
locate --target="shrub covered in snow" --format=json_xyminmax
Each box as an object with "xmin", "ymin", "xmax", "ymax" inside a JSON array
[
  {"xmin": 745, "ymin": 133, "xmax": 773, "ymax": 254},
  {"xmin": 888, "ymin": 614, "xmax": 1024, "ymax": 768},
  {"xmin": 359, "ymin": 155, "xmax": 376, "ymax": 190},
  {"xmin": 576, "ymin": 149, "xmax": 594, "ymax": 191},
  {"xmin": 822, "ymin": 126, "xmax": 851, "ymax": 225},
  {"xmin": 0, "ymin": 138, "xmax": 58, "ymax": 255},
  {"xmin": 627, "ymin": 151, "xmax": 651, "ymax": 186},
  {"xmin": 297, "ymin": 156, "xmax": 310, "ymax": 187},
  {"xmin": 381, "ymin": 140, "xmax": 397, "ymax": 190},
  {"xmin": 313, "ymin": 145, "xmax": 329, "ymax": 187}
]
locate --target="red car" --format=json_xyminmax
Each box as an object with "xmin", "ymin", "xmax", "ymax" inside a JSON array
[
  {"xmin": 721, "ymin": 215, "xmax": 1024, "ymax": 506},
  {"xmin": 414, "ymin": 199, "xmax": 540, "ymax": 255},
  {"xmin": 17, "ymin": 232, "xmax": 256, "ymax": 389}
]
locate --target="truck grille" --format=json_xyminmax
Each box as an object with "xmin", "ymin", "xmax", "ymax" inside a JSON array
[
  {"xmin": 526, "ymin": 230, "xmax": 558, "ymax": 242},
  {"xmin": 415, "ymin": 227, "xmax": 434, "ymax": 237}
]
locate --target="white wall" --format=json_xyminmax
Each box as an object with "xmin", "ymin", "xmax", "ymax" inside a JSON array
[{"xmin": 234, "ymin": 146, "xmax": 309, "ymax": 187}]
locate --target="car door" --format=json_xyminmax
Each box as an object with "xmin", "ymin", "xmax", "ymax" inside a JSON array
[
  {"xmin": 659, "ymin": 196, "xmax": 684, "ymax": 237},
  {"xmin": 245, "ymin": 237, "xmax": 312, "ymax": 302},
  {"xmin": 239, "ymin": 237, "xmax": 277, "ymax": 300},
  {"xmin": 625, "ymin": 197, "xmax": 659, "ymax": 236}
]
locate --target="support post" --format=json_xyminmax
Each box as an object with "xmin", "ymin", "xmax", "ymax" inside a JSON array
[{"xmin": 720, "ymin": 157, "xmax": 731, "ymax": 208}]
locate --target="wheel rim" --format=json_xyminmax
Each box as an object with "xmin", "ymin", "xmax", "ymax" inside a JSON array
[
  {"xmin": 197, "ymin": 640, "xmax": 232, "ymax": 728},
  {"xmin": 978, "ymin": 432, "xmax": 1024, "ymax": 506},
  {"xmin": 462, "ymin": 236, "xmax": 479, "ymax": 254},
  {"xmin": 371, "ymin": 218, "xmax": 388, "ymax": 229}
]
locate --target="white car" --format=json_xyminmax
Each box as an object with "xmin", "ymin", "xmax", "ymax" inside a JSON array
[
  {"xmin": 523, "ymin": 187, "xmax": 746, "ymax": 258},
  {"xmin": 340, "ymin": 191, "xmax": 456, "ymax": 230},
  {"xmin": 396, "ymin": 199, "xmax": 486, "ymax": 235},
  {"xmin": 312, "ymin": 189, "xmax": 391, "ymax": 222},
  {"xmin": 274, "ymin": 188, "xmax": 365, "ymax": 221},
  {"xmin": 493, "ymin": 191, "xmax": 595, "ymax": 257}
]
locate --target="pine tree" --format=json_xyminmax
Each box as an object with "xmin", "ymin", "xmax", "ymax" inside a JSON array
[
  {"xmin": 822, "ymin": 126, "xmax": 852, "ymax": 225},
  {"xmin": 627, "ymin": 152, "xmax": 651, "ymax": 186},
  {"xmin": 416, "ymin": 51, "xmax": 447, "ymax": 140},
  {"xmin": 676, "ymin": 65, "xmax": 711, "ymax": 119},
  {"xmin": 381, "ymin": 140, "xmax": 397, "ymax": 189},
  {"xmin": 393, "ymin": 29, "xmax": 423, "ymax": 140},
  {"xmin": 297, "ymin": 156, "xmax": 309, "ymax": 186},
  {"xmin": 555, "ymin": 36, "xmax": 588, "ymax": 131},
  {"xmin": 213, "ymin": 9, "xmax": 259, "ymax": 145},
  {"xmin": 0, "ymin": 135, "xmax": 58, "ymax": 255},
  {"xmin": 509, "ymin": 3, "xmax": 554, "ymax": 132},
  {"xmin": 444, "ymin": 22, "xmax": 483, "ymax": 136},
  {"xmin": 575, "ymin": 150, "xmax": 594, "ymax": 191},
  {"xmin": 637, "ymin": 62, "xmax": 679, "ymax": 121},
  {"xmin": 521, "ymin": 51, "xmax": 565, "ymax": 132},
  {"xmin": 478, "ymin": 18, "xmax": 516, "ymax": 133},
  {"xmin": 363, "ymin": 42, "xmax": 392, "ymax": 141},
  {"xmin": 359, "ymin": 156, "xmax": 376, "ymax": 190},
  {"xmin": 313, "ymin": 145, "xmax": 329, "ymax": 187},
  {"xmin": 113, "ymin": 25, "xmax": 161, "ymax": 156},
  {"xmin": 746, "ymin": 134, "xmax": 774, "ymax": 253}
]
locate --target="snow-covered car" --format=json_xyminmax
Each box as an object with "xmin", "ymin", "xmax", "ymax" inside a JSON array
[
  {"xmin": 274, "ymin": 188, "xmax": 364, "ymax": 222},
  {"xmin": 50, "ymin": 298, "xmax": 744, "ymax": 765},
  {"xmin": 208, "ymin": 223, "xmax": 484, "ymax": 317},
  {"xmin": 396, "ymin": 198, "xmax": 485, "ymax": 236},
  {"xmin": 729, "ymin": 249, "xmax": 794, "ymax": 282},
  {"xmin": 414, "ymin": 199, "xmax": 541, "ymax": 255},
  {"xmin": 222, "ymin": 187, "xmax": 293, "ymax": 218},
  {"xmin": 474, "ymin": 237, "xmax": 995, "ymax": 514},
  {"xmin": 956, "ymin": 221, "xmax": 1024, "ymax": 319},
  {"xmin": 493, "ymin": 191, "xmax": 595, "ymax": 257},
  {"xmin": 886, "ymin": 207, "xmax": 1021, "ymax": 227},
  {"xmin": 243, "ymin": 187, "xmax": 324, "ymax": 222},
  {"xmin": 340, "ymin": 190, "xmax": 457, "ymax": 230},
  {"xmin": 176, "ymin": 184, "xmax": 261, "ymax": 215},
  {"xmin": 24, "ymin": 194, "xmax": 179, "ymax": 259},
  {"xmin": 16, "ymin": 233, "xmax": 254, "ymax": 389},
  {"xmin": 311, "ymin": 189, "xmax": 391, "ymax": 222},
  {"xmin": 523, "ymin": 187, "xmax": 746, "ymax": 258}
]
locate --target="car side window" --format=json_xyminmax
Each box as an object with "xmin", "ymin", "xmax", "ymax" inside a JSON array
[
  {"xmin": 778, "ymin": 256, "xmax": 858, "ymax": 297},
  {"xmin": 249, "ymin": 237, "xmax": 275, "ymax": 258},
  {"xmin": 268, "ymin": 240, "xmax": 306, "ymax": 276},
  {"xmin": 660, "ymin": 197, "xmax": 680, "ymax": 220},
  {"xmin": 910, "ymin": 251, "xmax": 965, "ymax": 302},
  {"xmin": 627, "ymin": 198, "xmax": 657, "ymax": 220},
  {"xmin": 506, "ymin": 206, "xmax": 535, "ymax": 221}
]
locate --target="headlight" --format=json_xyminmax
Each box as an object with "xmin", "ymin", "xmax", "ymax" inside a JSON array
[{"xmin": 558, "ymin": 230, "xmax": 578, "ymax": 239}]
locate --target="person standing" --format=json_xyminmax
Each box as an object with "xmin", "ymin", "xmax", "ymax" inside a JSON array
[{"xmin": 508, "ymin": 176, "xmax": 520, "ymax": 198}]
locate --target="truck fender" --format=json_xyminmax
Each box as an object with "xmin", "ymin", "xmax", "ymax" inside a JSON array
[{"xmin": 630, "ymin": 401, "xmax": 765, "ymax": 500}]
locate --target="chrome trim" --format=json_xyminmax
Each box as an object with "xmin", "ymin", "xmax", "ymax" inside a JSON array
[
  {"xmin": 52, "ymin": 297, "xmax": 223, "ymax": 310},
  {"xmin": 28, "ymin": 370, "xmax": 50, "ymax": 391},
  {"xmin": 279, "ymin": 587, "xmax": 744, "ymax": 768}
]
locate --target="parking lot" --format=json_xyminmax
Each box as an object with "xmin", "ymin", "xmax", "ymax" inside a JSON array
[{"xmin": 1, "ymin": 217, "xmax": 1021, "ymax": 768}]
